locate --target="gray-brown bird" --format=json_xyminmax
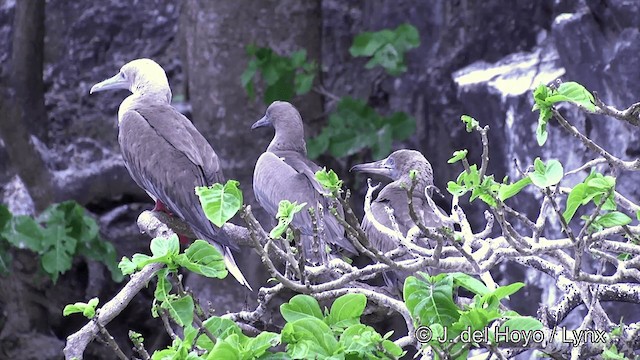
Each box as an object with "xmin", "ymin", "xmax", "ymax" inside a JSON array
[
  {"xmin": 351, "ymin": 149, "xmax": 450, "ymax": 291},
  {"xmin": 251, "ymin": 101, "xmax": 357, "ymax": 264},
  {"xmin": 90, "ymin": 59, "xmax": 251, "ymax": 289}
]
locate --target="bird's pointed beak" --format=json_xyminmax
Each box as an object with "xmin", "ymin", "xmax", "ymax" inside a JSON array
[
  {"xmin": 251, "ymin": 115, "xmax": 272, "ymax": 130},
  {"xmin": 350, "ymin": 159, "xmax": 393, "ymax": 178},
  {"xmin": 90, "ymin": 73, "xmax": 129, "ymax": 94}
]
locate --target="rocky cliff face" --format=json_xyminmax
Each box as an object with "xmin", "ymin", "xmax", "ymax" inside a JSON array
[{"xmin": 1, "ymin": 0, "xmax": 639, "ymax": 358}]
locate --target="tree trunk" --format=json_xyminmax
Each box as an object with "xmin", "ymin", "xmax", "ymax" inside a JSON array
[
  {"xmin": 180, "ymin": 0, "xmax": 323, "ymax": 299},
  {"xmin": 0, "ymin": 0, "xmax": 53, "ymax": 213}
]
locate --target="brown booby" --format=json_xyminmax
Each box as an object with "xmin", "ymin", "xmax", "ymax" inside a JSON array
[
  {"xmin": 351, "ymin": 150, "xmax": 450, "ymax": 290},
  {"xmin": 90, "ymin": 58, "xmax": 251, "ymax": 289},
  {"xmin": 251, "ymin": 101, "xmax": 358, "ymax": 264}
]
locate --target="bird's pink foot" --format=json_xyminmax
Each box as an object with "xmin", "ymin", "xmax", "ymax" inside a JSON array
[
  {"xmin": 178, "ymin": 233, "xmax": 192, "ymax": 245},
  {"xmin": 153, "ymin": 200, "xmax": 173, "ymax": 215}
]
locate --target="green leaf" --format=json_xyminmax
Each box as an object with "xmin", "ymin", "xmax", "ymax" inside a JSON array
[
  {"xmin": 602, "ymin": 345, "xmax": 627, "ymax": 360},
  {"xmin": 498, "ymin": 177, "xmax": 532, "ymax": 201},
  {"xmin": 150, "ymin": 235, "xmax": 180, "ymax": 259},
  {"xmin": 563, "ymin": 183, "xmax": 587, "ymax": 223},
  {"xmin": 549, "ymin": 81, "xmax": 596, "ymax": 112},
  {"xmin": 448, "ymin": 150, "xmax": 468, "ymax": 164},
  {"xmin": 162, "ymin": 295, "xmax": 194, "ymax": 327},
  {"xmin": 294, "ymin": 72, "xmax": 315, "ymax": 95},
  {"xmin": 403, "ymin": 273, "xmax": 460, "ymax": 327},
  {"xmin": 269, "ymin": 200, "xmax": 307, "ymax": 239},
  {"xmin": 536, "ymin": 114, "xmax": 549, "ymax": 146},
  {"xmin": 499, "ymin": 316, "xmax": 543, "ymax": 333},
  {"xmin": 118, "ymin": 257, "xmax": 137, "ymax": 275},
  {"xmin": 491, "ymin": 282, "xmax": 525, "ymax": 301},
  {"xmin": 196, "ymin": 180, "xmax": 243, "ymax": 228},
  {"xmin": 154, "ymin": 268, "xmax": 172, "ymax": 302},
  {"xmin": 175, "ymin": 240, "xmax": 228, "ymax": 279},
  {"xmin": 529, "ymin": 158, "xmax": 564, "ymax": 188},
  {"xmin": 595, "ymin": 212, "xmax": 632, "ymax": 228},
  {"xmin": 3, "ymin": 215, "xmax": 44, "ymax": 251},
  {"xmin": 451, "ymin": 273, "xmax": 490, "ymax": 296},
  {"xmin": 281, "ymin": 317, "xmax": 339, "ymax": 357},
  {"xmin": 196, "ymin": 316, "xmax": 243, "ymax": 350},
  {"xmin": 349, "ymin": 23, "xmax": 419, "ymax": 75},
  {"xmin": 207, "ymin": 340, "xmax": 241, "ymax": 360},
  {"xmin": 326, "ymin": 293, "xmax": 367, "ymax": 328},
  {"xmin": 243, "ymin": 332, "xmax": 280, "ymax": 358},
  {"xmin": 63, "ymin": 297, "xmax": 99, "ymax": 318},
  {"xmin": 40, "ymin": 223, "xmax": 77, "ymax": 282},
  {"xmin": 280, "ymin": 294, "xmax": 324, "ymax": 323},
  {"xmin": 0, "ymin": 204, "xmax": 12, "ymax": 231},
  {"xmin": 315, "ymin": 168, "xmax": 342, "ymax": 193}
]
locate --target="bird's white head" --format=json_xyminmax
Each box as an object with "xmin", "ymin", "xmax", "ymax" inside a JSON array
[{"xmin": 90, "ymin": 58, "xmax": 172, "ymax": 103}]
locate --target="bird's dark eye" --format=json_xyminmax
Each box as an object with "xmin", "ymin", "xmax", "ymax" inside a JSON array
[
  {"xmin": 120, "ymin": 71, "xmax": 127, "ymax": 79},
  {"xmin": 386, "ymin": 157, "xmax": 395, "ymax": 166}
]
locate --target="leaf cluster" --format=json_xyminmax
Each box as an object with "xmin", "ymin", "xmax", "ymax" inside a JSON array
[
  {"xmin": 532, "ymin": 82, "xmax": 595, "ymax": 146},
  {"xmin": 241, "ymin": 46, "xmax": 316, "ymax": 104},
  {"xmin": 349, "ymin": 23, "xmax": 420, "ymax": 76},
  {"xmin": 0, "ymin": 201, "xmax": 121, "ymax": 282},
  {"xmin": 404, "ymin": 272, "xmax": 540, "ymax": 358},
  {"xmin": 151, "ymin": 292, "xmax": 403, "ymax": 360},
  {"xmin": 306, "ymin": 97, "xmax": 415, "ymax": 159}
]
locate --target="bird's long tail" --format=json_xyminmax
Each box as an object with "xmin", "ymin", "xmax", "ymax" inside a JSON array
[{"xmin": 217, "ymin": 244, "xmax": 253, "ymax": 291}]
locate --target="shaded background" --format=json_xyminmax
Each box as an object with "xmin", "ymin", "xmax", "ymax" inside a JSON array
[{"xmin": 1, "ymin": 0, "xmax": 639, "ymax": 358}]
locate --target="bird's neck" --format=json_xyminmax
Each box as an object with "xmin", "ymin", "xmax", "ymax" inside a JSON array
[
  {"xmin": 267, "ymin": 126, "xmax": 307, "ymax": 154},
  {"xmin": 117, "ymin": 92, "xmax": 169, "ymax": 124}
]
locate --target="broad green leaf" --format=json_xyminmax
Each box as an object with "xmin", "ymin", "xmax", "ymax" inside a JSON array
[
  {"xmin": 529, "ymin": 158, "xmax": 563, "ymax": 188},
  {"xmin": 452, "ymin": 273, "xmax": 490, "ymax": 296},
  {"xmin": 448, "ymin": 150, "xmax": 468, "ymax": 164},
  {"xmin": 162, "ymin": 295, "xmax": 194, "ymax": 327},
  {"xmin": 498, "ymin": 316, "xmax": 543, "ymax": 333},
  {"xmin": 595, "ymin": 212, "xmax": 632, "ymax": 228},
  {"xmin": 3, "ymin": 215, "xmax": 44, "ymax": 251},
  {"xmin": 491, "ymin": 282, "xmax": 525, "ymax": 301},
  {"xmin": 549, "ymin": 81, "xmax": 595, "ymax": 112},
  {"xmin": 403, "ymin": 273, "xmax": 460, "ymax": 327},
  {"xmin": 281, "ymin": 317, "xmax": 339, "ymax": 357},
  {"xmin": 175, "ymin": 240, "xmax": 227, "ymax": 279},
  {"xmin": 150, "ymin": 235, "xmax": 180, "ymax": 259},
  {"xmin": 280, "ymin": 294, "xmax": 323, "ymax": 323},
  {"xmin": 563, "ymin": 183, "xmax": 587, "ymax": 223},
  {"xmin": 327, "ymin": 293, "xmax": 367, "ymax": 328},
  {"xmin": 196, "ymin": 180, "xmax": 243, "ymax": 228},
  {"xmin": 197, "ymin": 316, "xmax": 243, "ymax": 350},
  {"xmin": 40, "ymin": 223, "xmax": 77, "ymax": 282},
  {"xmin": 118, "ymin": 257, "xmax": 137, "ymax": 275},
  {"xmin": 453, "ymin": 307, "xmax": 501, "ymax": 333},
  {"xmin": 243, "ymin": 332, "xmax": 280, "ymax": 358},
  {"xmin": 207, "ymin": 340, "xmax": 241, "ymax": 360}
]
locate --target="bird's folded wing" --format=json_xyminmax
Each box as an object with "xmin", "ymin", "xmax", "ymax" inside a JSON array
[{"xmin": 119, "ymin": 109, "xmax": 236, "ymax": 251}]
